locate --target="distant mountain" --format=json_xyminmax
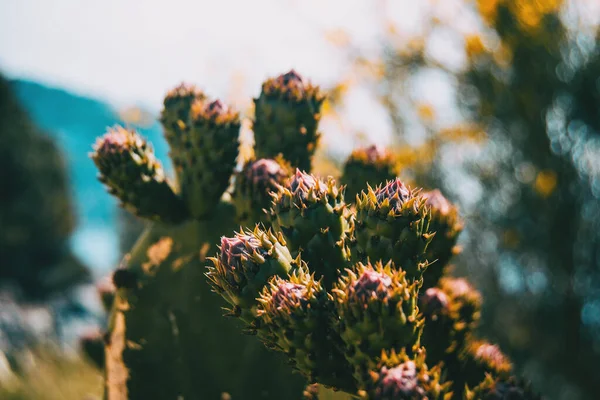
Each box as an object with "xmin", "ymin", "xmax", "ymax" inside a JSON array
[{"xmin": 9, "ymin": 79, "xmax": 170, "ymax": 274}]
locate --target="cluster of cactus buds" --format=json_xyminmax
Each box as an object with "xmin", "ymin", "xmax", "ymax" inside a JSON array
[
  {"xmin": 210, "ymin": 164, "xmax": 542, "ymax": 398},
  {"xmin": 90, "ymin": 68, "xmax": 541, "ymax": 399}
]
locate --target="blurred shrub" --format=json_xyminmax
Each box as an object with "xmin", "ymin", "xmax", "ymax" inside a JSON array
[
  {"xmin": 0, "ymin": 73, "xmax": 90, "ymax": 300},
  {"xmin": 331, "ymin": 1, "xmax": 600, "ymax": 398}
]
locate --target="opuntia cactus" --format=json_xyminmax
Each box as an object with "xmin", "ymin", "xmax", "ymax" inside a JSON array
[
  {"xmin": 91, "ymin": 69, "xmax": 541, "ymax": 400},
  {"xmin": 90, "ymin": 70, "xmax": 328, "ymax": 399},
  {"xmin": 209, "ymin": 145, "xmax": 542, "ymax": 398}
]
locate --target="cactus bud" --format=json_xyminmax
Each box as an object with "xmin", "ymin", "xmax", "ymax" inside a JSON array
[
  {"xmin": 253, "ymin": 70, "xmax": 326, "ymax": 171},
  {"xmin": 91, "ymin": 126, "xmax": 187, "ymax": 222},
  {"xmin": 420, "ymin": 288, "xmax": 449, "ymax": 321},
  {"xmin": 420, "ymin": 277, "xmax": 482, "ymax": 369},
  {"xmin": 257, "ymin": 269, "xmax": 354, "ymax": 390},
  {"xmin": 332, "ymin": 261, "xmax": 423, "ymax": 378},
  {"xmin": 421, "ymin": 189, "xmax": 464, "ymax": 288},
  {"xmin": 465, "ymin": 375, "xmax": 543, "ymax": 400},
  {"xmin": 302, "ymin": 383, "xmax": 320, "ymax": 400},
  {"xmin": 269, "ymin": 170, "xmax": 353, "ymax": 287},
  {"xmin": 459, "ymin": 340, "xmax": 513, "ymax": 389},
  {"xmin": 355, "ymin": 178, "xmax": 433, "ymax": 280},
  {"xmin": 207, "ymin": 227, "xmax": 299, "ymax": 321},
  {"xmin": 233, "ymin": 157, "xmax": 291, "ymax": 226},
  {"xmin": 160, "ymin": 83, "xmax": 207, "ymax": 149},
  {"xmin": 341, "ymin": 145, "xmax": 398, "ymax": 203},
  {"xmin": 359, "ymin": 348, "xmax": 449, "ymax": 400}
]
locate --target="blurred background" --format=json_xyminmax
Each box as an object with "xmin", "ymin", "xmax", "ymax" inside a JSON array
[{"xmin": 1, "ymin": 0, "xmax": 599, "ymax": 398}]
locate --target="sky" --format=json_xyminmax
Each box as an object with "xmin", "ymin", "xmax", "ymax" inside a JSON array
[{"xmin": 0, "ymin": 0, "xmax": 382, "ymax": 106}]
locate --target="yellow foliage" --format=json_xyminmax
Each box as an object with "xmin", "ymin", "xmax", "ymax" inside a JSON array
[
  {"xmin": 493, "ymin": 42, "xmax": 514, "ymax": 68},
  {"xmin": 118, "ymin": 107, "xmax": 154, "ymax": 127},
  {"xmin": 324, "ymin": 29, "xmax": 351, "ymax": 48},
  {"xmin": 477, "ymin": 0, "xmax": 564, "ymax": 33},
  {"xmin": 0, "ymin": 347, "xmax": 102, "ymax": 400},
  {"xmin": 439, "ymin": 125, "xmax": 487, "ymax": 143},
  {"xmin": 465, "ymin": 34, "xmax": 486, "ymax": 59},
  {"xmin": 477, "ymin": 0, "xmax": 503, "ymax": 25},
  {"xmin": 417, "ymin": 103, "xmax": 436, "ymax": 122},
  {"xmin": 534, "ymin": 169, "xmax": 557, "ymax": 197}
]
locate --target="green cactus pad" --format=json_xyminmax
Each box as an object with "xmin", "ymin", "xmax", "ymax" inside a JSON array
[
  {"xmin": 207, "ymin": 227, "xmax": 299, "ymax": 321},
  {"xmin": 341, "ymin": 145, "xmax": 397, "ymax": 203},
  {"xmin": 256, "ymin": 269, "xmax": 355, "ymax": 391},
  {"xmin": 233, "ymin": 157, "xmax": 291, "ymax": 226},
  {"xmin": 160, "ymin": 84, "xmax": 206, "ymax": 189},
  {"xmin": 253, "ymin": 70, "xmax": 326, "ymax": 171},
  {"xmin": 465, "ymin": 375, "xmax": 542, "ymax": 400},
  {"xmin": 421, "ymin": 189, "xmax": 464, "ymax": 289},
  {"xmin": 332, "ymin": 261, "xmax": 423, "ymax": 381},
  {"xmin": 91, "ymin": 126, "xmax": 187, "ymax": 223},
  {"xmin": 172, "ymin": 98, "xmax": 241, "ymax": 218},
  {"xmin": 355, "ymin": 178, "xmax": 433, "ymax": 280},
  {"xmin": 419, "ymin": 277, "xmax": 482, "ymax": 368},
  {"xmin": 358, "ymin": 348, "xmax": 451, "ymax": 400},
  {"xmin": 104, "ymin": 213, "xmax": 305, "ymax": 400},
  {"xmin": 269, "ymin": 169, "xmax": 354, "ymax": 288}
]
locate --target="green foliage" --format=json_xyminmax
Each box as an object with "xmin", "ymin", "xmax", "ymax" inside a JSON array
[{"xmin": 0, "ymin": 73, "xmax": 90, "ymax": 300}]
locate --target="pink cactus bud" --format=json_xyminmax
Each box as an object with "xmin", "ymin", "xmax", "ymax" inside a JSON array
[
  {"xmin": 375, "ymin": 361, "xmax": 425, "ymax": 399},
  {"xmin": 271, "ymin": 282, "xmax": 307, "ymax": 309},
  {"xmin": 473, "ymin": 343, "xmax": 509, "ymax": 367},
  {"xmin": 219, "ymin": 234, "xmax": 260, "ymax": 270},
  {"xmin": 375, "ymin": 178, "xmax": 411, "ymax": 209},
  {"xmin": 363, "ymin": 145, "xmax": 388, "ymax": 163},
  {"xmin": 352, "ymin": 269, "xmax": 393, "ymax": 302},
  {"xmin": 445, "ymin": 277, "xmax": 474, "ymax": 297},
  {"xmin": 420, "ymin": 288, "xmax": 449, "ymax": 317},
  {"xmin": 286, "ymin": 170, "xmax": 327, "ymax": 202},
  {"xmin": 247, "ymin": 159, "xmax": 287, "ymax": 186},
  {"xmin": 279, "ymin": 69, "xmax": 306, "ymax": 90},
  {"xmin": 204, "ymin": 99, "xmax": 228, "ymax": 117},
  {"xmin": 422, "ymin": 189, "xmax": 451, "ymax": 216}
]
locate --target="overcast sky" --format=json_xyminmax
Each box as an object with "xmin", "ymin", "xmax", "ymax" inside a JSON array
[{"xmin": 0, "ymin": 0, "xmax": 385, "ymax": 107}]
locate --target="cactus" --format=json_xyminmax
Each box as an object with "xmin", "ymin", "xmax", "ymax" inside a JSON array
[
  {"xmin": 341, "ymin": 145, "xmax": 397, "ymax": 203},
  {"xmin": 91, "ymin": 71, "xmax": 329, "ymax": 399},
  {"xmin": 91, "ymin": 69, "xmax": 541, "ymax": 399},
  {"xmin": 209, "ymin": 140, "xmax": 542, "ymax": 398},
  {"xmin": 253, "ymin": 70, "xmax": 325, "ymax": 171}
]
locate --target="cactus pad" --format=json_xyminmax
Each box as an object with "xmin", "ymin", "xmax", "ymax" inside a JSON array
[
  {"xmin": 355, "ymin": 178, "xmax": 433, "ymax": 280},
  {"xmin": 253, "ymin": 70, "xmax": 325, "ymax": 171},
  {"xmin": 91, "ymin": 126, "xmax": 186, "ymax": 223}
]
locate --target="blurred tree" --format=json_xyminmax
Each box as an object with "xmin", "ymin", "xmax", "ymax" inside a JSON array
[
  {"xmin": 327, "ymin": 0, "xmax": 600, "ymax": 398},
  {"xmin": 0, "ymin": 73, "xmax": 90, "ymax": 300}
]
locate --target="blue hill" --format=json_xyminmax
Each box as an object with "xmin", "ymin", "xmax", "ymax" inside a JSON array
[{"xmin": 9, "ymin": 79, "xmax": 171, "ymax": 274}]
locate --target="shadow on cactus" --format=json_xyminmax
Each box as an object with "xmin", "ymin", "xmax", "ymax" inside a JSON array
[{"xmin": 89, "ymin": 68, "xmax": 541, "ymax": 399}]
